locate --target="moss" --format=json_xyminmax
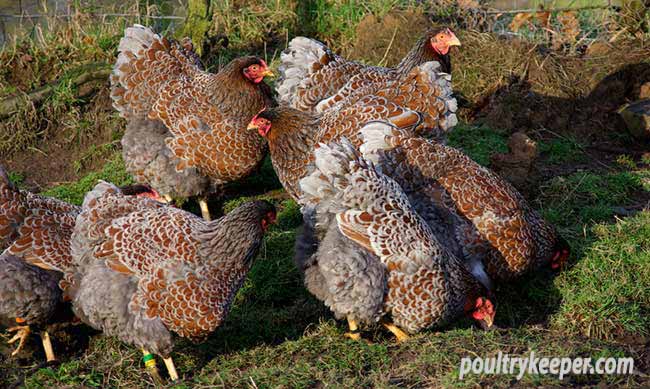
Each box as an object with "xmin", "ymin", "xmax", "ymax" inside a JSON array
[{"xmin": 178, "ymin": 0, "xmax": 212, "ymax": 56}]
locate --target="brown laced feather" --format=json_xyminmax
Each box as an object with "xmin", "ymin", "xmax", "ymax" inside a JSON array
[
  {"xmin": 111, "ymin": 26, "xmax": 270, "ymax": 190},
  {"xmin": 368, "ymin": 131, "xmax": 562, "ymax": 281},
  {"xmin": 263, "ymin": 101, "xmax": 421, "ymax": 201},
  {"xmin": 279, "ymin": 28, "xmax": 454, "ymax": 113},
  {"xmin": 0, "ymin": 166, "xmax": 80, "ymax": 295},
  {"xmin": 75, "ymin": 186, "xmax": 274, "ymax": 340}
]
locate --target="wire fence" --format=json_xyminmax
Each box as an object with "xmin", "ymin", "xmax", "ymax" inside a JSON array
[{"xmin": 0, "ymin": 0, "xmax": 632, "ymax": 47}]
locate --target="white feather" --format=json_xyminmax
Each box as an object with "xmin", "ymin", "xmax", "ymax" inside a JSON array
[{"xmin": 276, "ymin": 37, "xmax": 330, "ymax": 105}]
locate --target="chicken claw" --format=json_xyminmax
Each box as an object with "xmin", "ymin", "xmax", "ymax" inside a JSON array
[
  {"xmin": 7, "ymin": 325, "xmax": 31, "ymax": 356},
  {"xmin": 344, "ymin": 317, "xmax": 361, "ymax": 341},
  {"xmin": 383, "ymin": 322, "xmax": 410, "ymax": 343}
]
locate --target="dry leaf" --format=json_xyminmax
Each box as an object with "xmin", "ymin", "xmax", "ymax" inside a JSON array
[
  {"xmin": 510, "ymin": 12, "xmax": 533, "ymax": 32},
  {"xmin": 558, "ymin": 11, "xmax": 580, "ymax": 43},
  {"xmin": 457, "ymin": 0, "xmax": 479, "ymax": 11},
  {"xmin": 535, "ymin": 11, "xmax": 551, "ymax": 29}
]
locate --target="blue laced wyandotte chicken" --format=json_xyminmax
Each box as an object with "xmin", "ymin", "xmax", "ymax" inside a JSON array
[{"xmin": 67, "ymin": 181, "xmax": 276, "ymax": 381}]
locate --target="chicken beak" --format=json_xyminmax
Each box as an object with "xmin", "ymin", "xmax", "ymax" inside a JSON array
[
  {"xmin": 247, "ymin": 123, "xmax": 259, "ymax": 132},
  {"xmin": 262, "ymin": 69, "xmax": 275, "ymax": 79},
  {"xmin": 448, "ymin": 34, "xmax": 461, "ymax": 47},
  {"xmin": 483, "ymin": 315, "xmax": 494, "ymax": 329}
]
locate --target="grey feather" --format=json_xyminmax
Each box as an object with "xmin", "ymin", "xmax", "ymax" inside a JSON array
[
  {"xmin": 121, "ymin": 118, "xmax": 211, "ymax": 198},
  {"xmin": 72, "ymin": 261, "xmax": 173, "ymax": 357},
  {"xmin": 0, "ymin": 254, "xmax": 62, "ymax": 326}
]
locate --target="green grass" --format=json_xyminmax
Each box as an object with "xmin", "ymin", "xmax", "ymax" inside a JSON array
[
  {"xmin": 41, "ymin": 152, "xmax": 133, "ymax": 205},
  {"xmin": 2, "ymin": 2, "xmax": 650, "ymax": 387},
  {"xmin": 447, "ymin": 123, "xmax": 509, "ymax": 166},
  {"xmin": 537, "ymin": 170, "xmax": 647, "ymax": 234},
  {"xmin": 539, "ymin": 136, "xmax": 586, "ymax": 164},
  {"xmin": 552, "ymin": 211, "xmax": 650, "ymax": 339}
]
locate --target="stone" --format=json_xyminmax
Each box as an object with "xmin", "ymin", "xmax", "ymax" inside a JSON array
[{"xmin": 618, "ymin": 99, "xmax": 650, "ymax": 140}]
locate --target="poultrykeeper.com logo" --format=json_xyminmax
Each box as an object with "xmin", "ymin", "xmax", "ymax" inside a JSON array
[{"xmin": 459, "ymin": 352, "xmax": 634, "ymax": 380}]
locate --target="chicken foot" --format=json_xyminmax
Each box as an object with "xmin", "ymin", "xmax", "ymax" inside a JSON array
[
  {"xmin": 142, "ymin": 349, "xmax": 163, "ymax": 384},
  {"xmin": 6, "ymin": 323, "xmax": 31, "ymax": 356},
  {"xmin": 199, "ymin": 197, "xmax": 211, "ymax": 221},
  {"xmin": 40, "ymin": 331, "xmax": 56, "ymax": 362},
  {"xmin": 344, "ymin": 317, "xmax": 361, "ymax": 341},
  {"xmin": 382, "ymin": 322, "xmax": 410, "ymax": 343},
  {"xmin": 163, "ymin": 356, "xmax": 179, "ymax": 381}
]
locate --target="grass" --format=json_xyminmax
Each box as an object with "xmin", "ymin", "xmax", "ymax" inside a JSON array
[
  {"xmin": 552, "ymin": 211, "xmax": 650, "ymax": 340},
  {"xmin": 539, "ymin": 135, "xmax": 586, "ymax": 164},
  {"xmin": 41, "ymin": 152, "xmax": 133, "ymax": 205},
  {"xmin": 1, "ymin": 1, "xmax": 650, "ymax": 387},
  {"xmin": 447, "ymin": 122, "xmax": 509, "ymax": 166}
]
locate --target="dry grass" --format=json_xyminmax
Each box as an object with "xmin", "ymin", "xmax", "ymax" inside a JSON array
[{"xmin": 1, "ymin": 2, "xmax": 649, "ymax": 387}]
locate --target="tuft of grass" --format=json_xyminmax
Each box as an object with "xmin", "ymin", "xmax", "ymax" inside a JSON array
[
  {"xmin": 447, "ymin": 122, "xmax": 509, "ymax": 166},
  {"xmin": 42, "ymin": 152, "xmax": 133, "ymax": 205},
  {"xmin": 552, "ymin": 211, "xmax": 650, "ymax": 340},
  {"xmin": 537, "ymin": 171, "xmax": 646, "ymax": 233},
  {"xmin": 7, "ymin": 171, "xmax": 25, "ymax": 187},
  {"xmin": 539, "ymin": 136, "xmax": 586, "ymax": 164}
]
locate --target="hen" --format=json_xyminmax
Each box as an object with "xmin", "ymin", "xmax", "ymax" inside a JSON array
[
  {"xmin": 298, "ymin": 140, "xmax": 494, "ymax": 340},
  {"xmin": 276, "ymin": 27, "xmax": 460, "ymax": 114},
  {"xmin": 359, "ymin": 124, "xmax": 570, "ymax": 281},
  {"xmin": 111, "ymin": 24, "xmax": 274, "ymax": 220},
  {"xmin": 0, "ymin": 165, "xmax": 79, "ymax": 361},
  {"xmin": 0, "ymin": 167, "xmax": 161, "ymax": 362},
  {"xmin": 247, "ymin": 101, "xmax": 424, "ymax": 201},
  {"xmin": 69, "ymin": 182, "xmax": 276, "ymax": 381}
]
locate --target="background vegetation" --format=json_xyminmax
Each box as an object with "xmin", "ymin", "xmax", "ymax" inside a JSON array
[{"xmin": 0, "ymin": 0, "xmax": 649, "ymax": 387}]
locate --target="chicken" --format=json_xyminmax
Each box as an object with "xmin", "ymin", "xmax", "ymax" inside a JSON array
[
  {"xmin": 298, "ymin": 139, "xmax": 494, "ymax": 340},
  {"xmin": 312, "ymin": 61, "xmax": 458, "ymax": 140},
  {"xmin": 111, "ymin": 24, "xmax": 274, "ymax": 220},
  {"xmin": 246, "ymin": 100, "xmax": 424, "ymax": 201},
  {"xmin": 276, "ymin": 28, "xmax": 460, "ymax": 114},
  {"xmin": 69, "ymin": 181, "xmax": 276, "ymax": 382},
  {"xmin": 359, "ymin": 123, "xmax": 570, "ymax": 281},
  {"xmin": 0, "ymin": 167, "xmax": 162, "ymax": 362},
  {"xmin": 0, "ymin": 165, "xmax": 79, "ymax": 361}
]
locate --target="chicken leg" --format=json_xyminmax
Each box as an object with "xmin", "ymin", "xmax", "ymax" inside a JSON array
[
  {"xmin": 7, "ymin": 324, "xmax": 31, "ymax": 356},
  {"xmin": 163, "ymin": 356, "xmax": 179, "ymax": 381},
  {"xmin": 41, "ymin": 331, "xmax": 56, "ymax": 362},
  {"xmin": 344, "ymin": 317, "xmax": 361, "ymax": 341},
  {"xmin": 142, "ymin": 349, "xmax": 163, "ymax": 384},
  {"xmin": 199, "ymin": 197, "xmax": 211, "ymax": 221},
  {"xmin": 383, "ymin": 322, "xmax": 410, "ymax": 343}
]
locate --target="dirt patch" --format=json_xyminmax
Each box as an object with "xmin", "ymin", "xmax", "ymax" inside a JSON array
[
  {"xmin": 455, "ymin": 33, "xmax": 650, "ymax": 140},
  {"xmin": 1, "ymin": 86, "xmax": 124, "ymax": 191}
]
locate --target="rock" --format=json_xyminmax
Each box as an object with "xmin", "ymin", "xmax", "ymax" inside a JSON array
[
  {"xmin": 618, "ymin": 99, "xmax": 650, "ymax": 140},
  {"xmin": 490, "ymin": 132, "xmax": 538, "ymax": 192}
]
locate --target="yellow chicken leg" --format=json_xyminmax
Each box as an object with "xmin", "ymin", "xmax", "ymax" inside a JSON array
[
  {"xmin": 199, "ymin": 198, "xmax": 211, "ymax": 221},
  {"xmin": 383, "ymin": 322, "xmax": 410, "ymax": 343},
  {"xmin": 344, "ymin": 317, "xmax": 361, "ymax": 341},
  {"xmin": 163, "ymin": 356, "xmax": 179, "ymax": 381},
  {"xmin": 142, "ymin": 349, "xmax": 163, "ymax": 384},
  {"xmin": 7, "ymin": 324, "xmax": 31, "ymax": 356},
  {"xmin": 41, "ymin": 331, "xmax": 56, "ymax": 362}
]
